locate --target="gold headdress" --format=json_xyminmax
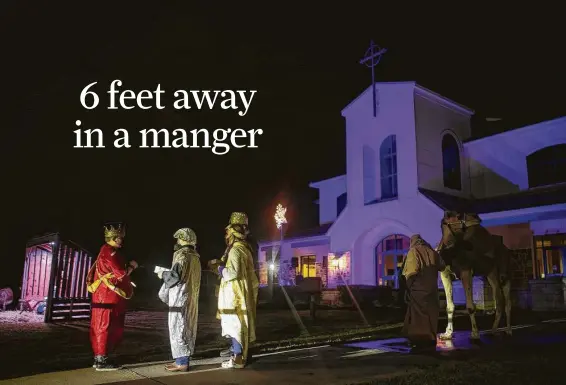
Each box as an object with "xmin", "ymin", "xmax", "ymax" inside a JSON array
[
  {"xmin": 104, "ymin": 223, "xmax": 126, "ymax": 240},
  {"xmin": 225, "ymin": 212, "xmax": 249, "ymax": 241},
  {"xmin": 226, "ymin": 212, "xmax": 248, "ymax": 228}
]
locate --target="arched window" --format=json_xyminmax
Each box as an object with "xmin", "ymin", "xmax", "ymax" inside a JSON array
[
  {"xmin": 375, "ymin": 234, "xmax": 410, "ymax": 288},
  {"xmin": 380, "ymin": 135, "xmax": 398, "ymax": 199},
  {"xmin": 527, "ymin": 144, "xmax": 566, "ymax": 188},
  {"xmin": 336, "ymin": 192, "xmax": 347, "ymax": 216},
  {"xmin": 442, "ymin": 134, "xmax": 462, "ymax": 190},
  {"xmin": 363, "ymin": 145, "xmax": 377, "ymax": 203}
]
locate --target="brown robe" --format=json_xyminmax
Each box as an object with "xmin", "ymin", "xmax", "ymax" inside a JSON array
[{"xmin": 401, "ymin": 235, "xmax": 444, "ymax": 344}]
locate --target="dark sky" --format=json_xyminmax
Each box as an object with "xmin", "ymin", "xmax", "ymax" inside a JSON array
[{"xmin": 1, "ymin": 3, "xmax": 563, "ymax": 292}]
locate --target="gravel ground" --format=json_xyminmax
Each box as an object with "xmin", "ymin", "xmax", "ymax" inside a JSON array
[{"xmin": 0, "ymin": 310, "xmax": 44, "ymax": 324}]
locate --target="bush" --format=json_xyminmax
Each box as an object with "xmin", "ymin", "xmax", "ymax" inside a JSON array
[
  {"xmin": 337, "ymin": 285, "xmax": 394, "ymax": 308},
  {"xmin": 257, "ymin": 286, "xmax": 316, "ymax": 310}
]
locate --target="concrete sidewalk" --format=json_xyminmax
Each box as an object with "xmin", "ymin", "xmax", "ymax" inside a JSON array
[{"xmin": 2, "ymin": 345, "xmax": 438, "ymax": 385}]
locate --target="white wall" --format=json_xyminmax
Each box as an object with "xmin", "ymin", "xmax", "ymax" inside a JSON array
[
  {"xmin": 311, "ymin": 175, "xmax": 347, "ymax": 225},
  {"xmin": 467, "ymin": 157, "xmax": 521, "ymax": 198},
  {"xmin": 343, "ymin": 82, "xmax": 418, "ymax": 208},
  {"xmin": 291, "ymin": 244, "xmax": 331, "ymax": 263},
  {"xmin": 414, "ymin": 92, "xmax": 472, "ymax": 197},
  {"xmin": 531, "ymin": 219, "xmax": 566, "ymax": 236},
  {"xmin": 464, "ymin": 117, "xmax": 566, "ymax": 195}
]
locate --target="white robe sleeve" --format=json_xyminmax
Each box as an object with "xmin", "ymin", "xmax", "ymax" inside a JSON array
[{"xmin": 158, "ymin": 282, "xmax": 169, "ymax": 304}]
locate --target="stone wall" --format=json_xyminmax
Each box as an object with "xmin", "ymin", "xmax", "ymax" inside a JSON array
[
  {"xmin": 529, "ymin": 276, "xmax": 566, "ymax": 311},
  {"xmin": 511, "ymin": 288, "xmax": 531, "ymax": 309},
  {"xmin": 509, "ymin": 248, "xmax": 533, "ymax": 288},
  {"xmin": 508, "ymin": 248, "xmax": 534, "ymax": 309}
]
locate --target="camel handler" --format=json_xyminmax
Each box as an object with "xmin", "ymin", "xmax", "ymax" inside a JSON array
[{"xmin": 402, "ymin": 234, "xmax": 444, "ymax": 352}]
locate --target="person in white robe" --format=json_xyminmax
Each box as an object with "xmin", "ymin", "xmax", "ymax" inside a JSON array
[{"xmin": 157, "ymin": 227, "xmax": 201, "ymax": 372}]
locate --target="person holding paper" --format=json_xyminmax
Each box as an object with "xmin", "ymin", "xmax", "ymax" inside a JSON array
[
  {"xmin": 217, "ymin": 212, "xmax": 259, "ymax": 369},
  {"xmin": 86, "ymin": 223, "xmax": 138, "ymax": 371},
  {"xmin": 157, "ymin": 227, "xmax": 201, "ymax": 372}
]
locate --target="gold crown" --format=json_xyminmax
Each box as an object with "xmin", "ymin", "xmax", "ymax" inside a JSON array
[
  {"xmin": 104, "ymin": 223, "xmax": 126, "ymax": 239},
  {"xmin": 228, "ymin": 212, "xmax": 248, "ymax": 226}
]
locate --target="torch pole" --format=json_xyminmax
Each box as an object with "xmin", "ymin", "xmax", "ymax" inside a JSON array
[
  {"xmin": 268, "ymin": 225, "xmax": 283, "ymax": 301},
  {"xmin": 268, "ymin": 258, "xmax": 274, "ymax": 301}
]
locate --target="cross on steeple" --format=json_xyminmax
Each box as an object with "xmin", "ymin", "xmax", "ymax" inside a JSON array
[{"xmin": 359, "ymin": 41, "xmax": 387, "ymax": 117}]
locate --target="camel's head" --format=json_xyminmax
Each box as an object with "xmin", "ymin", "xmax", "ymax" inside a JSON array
[{"xmin": 438, "ymin": 210, "xmax": 465, "ymax": 254}]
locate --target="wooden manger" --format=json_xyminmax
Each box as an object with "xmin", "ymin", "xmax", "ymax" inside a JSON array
[{"xmin": 21, "ymin": 233, "xmax": 94, "ymax": 322}]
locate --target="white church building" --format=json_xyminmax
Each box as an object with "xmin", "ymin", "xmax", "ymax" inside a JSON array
[{"xmin": 258, "ymin": 81, "xmax": 566, "ymax": 310}]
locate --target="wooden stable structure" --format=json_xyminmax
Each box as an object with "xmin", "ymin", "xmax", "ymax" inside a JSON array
[{"xmin": 21, "ymin": 233, "xmax": 94, "ymax": 322}]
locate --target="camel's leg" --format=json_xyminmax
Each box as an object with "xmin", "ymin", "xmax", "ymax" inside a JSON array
[
  {"xmin": 460, "ymin": 269, "xmax": 480, "ymax": 340},
  {"xmin": 440, "ymin": 266, "xmax": 455, "ymax": 340},
  {"xmin": 486, "ymin": 269, "xmax": 505, "ymax": 334}
]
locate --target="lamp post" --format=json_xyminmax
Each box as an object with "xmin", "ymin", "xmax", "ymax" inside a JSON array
[{"xmin": 272, "ymin": 204, "xmax": 309, "ymax": 336}]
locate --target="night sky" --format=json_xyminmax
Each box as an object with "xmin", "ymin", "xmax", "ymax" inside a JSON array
[{"xmin": 1, "ymin": 3, "xmax": 563, "ymax": 294}]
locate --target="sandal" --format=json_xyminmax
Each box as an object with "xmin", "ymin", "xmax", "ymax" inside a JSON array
[{"xmin": 221, "ymin": 357, "xmax": 244, "ymax": 369}]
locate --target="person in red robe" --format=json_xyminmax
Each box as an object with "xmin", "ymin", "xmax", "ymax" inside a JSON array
[{"xmin": 86, "ymin": 223, "xmax": 138, "ymax": 371}]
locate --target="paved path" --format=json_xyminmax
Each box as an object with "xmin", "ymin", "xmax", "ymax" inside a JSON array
[
  {"xmin": 4, "ymin": 319, "xmax": 566, "ymax": 385},
  {"xmin": 2, "ymin": 345, "xmax": 439, "ymax": 385}
]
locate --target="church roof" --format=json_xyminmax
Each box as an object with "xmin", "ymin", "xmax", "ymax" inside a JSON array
[
  {"xmin": 419, "ymin": 184, "xmax": 566, "ymax": 214},
  {"xmin": 259, "ymin": 222, "xmax": 333, "ymax": 244},
  {"xmin": 341, "ymin": 82, "xmax": 475, "ymax": 117}
]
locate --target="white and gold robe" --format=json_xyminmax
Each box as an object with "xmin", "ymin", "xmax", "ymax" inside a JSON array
[{"xmin": 217, "ymin": 241, "xmax": 259, "ymax": 362}]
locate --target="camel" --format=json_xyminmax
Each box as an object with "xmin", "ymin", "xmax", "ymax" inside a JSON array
[{"xmin": 435, "ymin": 211, "xmax": 512, "ymax": 340}]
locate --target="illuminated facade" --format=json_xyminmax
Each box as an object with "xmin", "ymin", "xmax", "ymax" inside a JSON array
[{"xmin": 258, "ymin": 82, "xmax": 566, "ymax": 304}]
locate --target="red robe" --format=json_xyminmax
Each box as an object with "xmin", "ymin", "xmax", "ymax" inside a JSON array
[{"xmin": 89, "ymin": 244, "xmax": 133, "ymax": 357}]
